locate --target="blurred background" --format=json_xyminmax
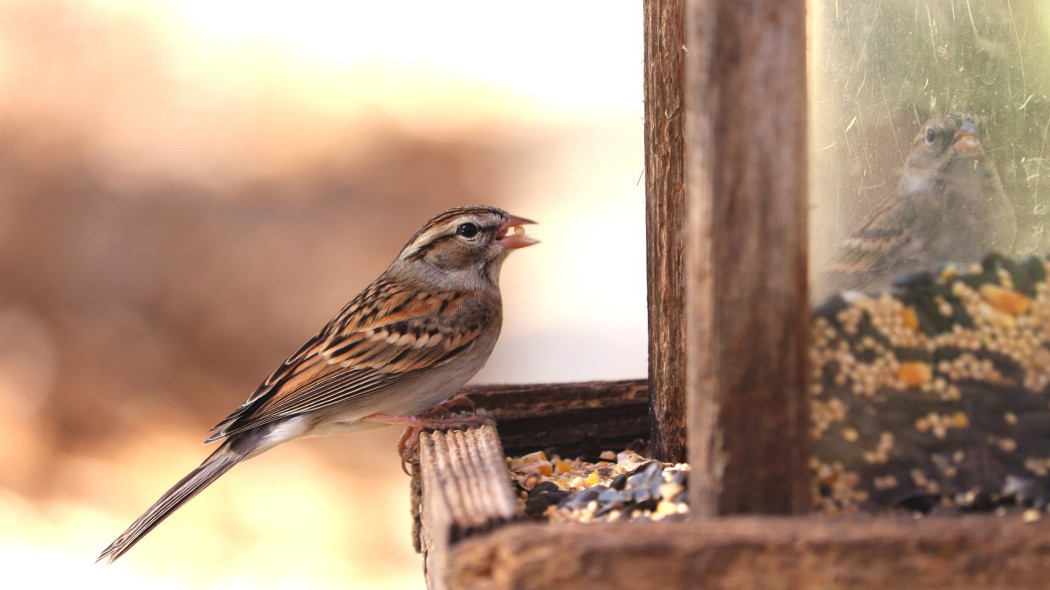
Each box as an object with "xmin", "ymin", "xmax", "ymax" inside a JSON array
[{"xmin": 0, "ymin": 1, "xmax": 646, "ymax": 588}]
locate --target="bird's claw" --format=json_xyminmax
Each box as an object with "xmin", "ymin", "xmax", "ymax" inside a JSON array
[{"xmin": 363, "ymin": 410, "xmax": 493, "ymax": 475}]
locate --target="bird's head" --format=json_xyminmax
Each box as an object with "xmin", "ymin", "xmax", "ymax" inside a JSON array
[
  {"xmin": 907, "ymin": 113, "xmax": 986, "ymax": 171},
  {"xmin": 391, "ymin": 206, "xmax": 538, "ymax": 290}
]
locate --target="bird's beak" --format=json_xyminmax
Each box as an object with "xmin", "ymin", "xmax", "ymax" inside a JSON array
[
  {"xmin": 953, "ymin": 122, "xmax": 982, "ymax": 157},
  {"xmin": 497, "ymin": 214, "xmax": 540, "ymax": 249}
]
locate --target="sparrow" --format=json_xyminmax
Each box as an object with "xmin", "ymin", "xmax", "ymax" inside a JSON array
[
  {"xmin": 98, "ymin": 205, "xmax": 538, "ymax": 563},
  {"xmin": 820, "ymin": 113, "xmax": 1016, "ymax": 296}
]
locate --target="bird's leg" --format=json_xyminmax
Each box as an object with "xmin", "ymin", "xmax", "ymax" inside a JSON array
[
  {"xmin": 362, "ymin": 411, "xmax": 493, "ymax": 475},
  {"xmin": 429, "ymin": 392, "xmax": 477, "ymax": 415}
]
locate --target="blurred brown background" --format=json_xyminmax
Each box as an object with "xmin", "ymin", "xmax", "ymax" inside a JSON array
[{"xmin": 0, "ymin": 1, "xmax": 646, "ymax": 588}]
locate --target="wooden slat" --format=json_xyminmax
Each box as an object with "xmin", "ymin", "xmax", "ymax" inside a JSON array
[
  {"xmin": 448, "ymin": 517, "xmax": 1050, "ymax": 589},
  {"xmin": 644, "ymin": 0, "xmax": 688, "ymax": 464},
  {"xmin": 684, "ymin": 0, "xmax": 810, "ymax": 516},
  {"xmin": 459, "ymin": 380, "xmax": 649, "ymax": 456},
  {"xmin": 416, "ymin": 425, "xmax": 519, "ymax": 590}
]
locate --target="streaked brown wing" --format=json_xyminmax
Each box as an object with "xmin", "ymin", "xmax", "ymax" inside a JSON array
[
  {"xmin": 205, "ymin": 286, "xmax": 484, "ymax": 442},
  {"xmin": 823, "ymin": 196, "xmax": 918, "ymax": 290}
]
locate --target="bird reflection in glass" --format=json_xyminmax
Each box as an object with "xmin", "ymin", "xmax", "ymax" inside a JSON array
[{"xmin": 820, "ymin": 113, "xmax": 1016, "ymax": 296}]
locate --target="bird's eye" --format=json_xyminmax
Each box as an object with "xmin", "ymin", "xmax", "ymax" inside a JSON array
[
  {"xmin": 925, "ymin": 127, "xmax": 937, "ymax": 144},
  {"xmin": 456, "ymin": 222, "xmax": 480, "ymax": 239}
]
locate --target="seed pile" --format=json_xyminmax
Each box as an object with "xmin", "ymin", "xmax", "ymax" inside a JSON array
[
  {"xmin": 506, "ymin": 450, "xmax": 689, "ymax": 523},
  {"xmin": 812, "ymin": 254, "xmax": 1050, "ymax": 515}
]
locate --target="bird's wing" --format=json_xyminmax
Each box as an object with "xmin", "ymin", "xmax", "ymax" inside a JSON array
[
  {"xmin": 823, "ymin": 196, "xmax": 920, "ymax": 290},
  {"xmin": 205, "ymin": 284, "xmax": 487, "ymax": 442}
]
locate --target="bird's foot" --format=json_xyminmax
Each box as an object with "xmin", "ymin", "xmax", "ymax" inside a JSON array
[
  {"xmin": 362, "ymin": 411, "xmax": 493, "ymax": 475},
  {"xmin": 427, "ymin": 392, "xmax": 477, "ymax": 415}
]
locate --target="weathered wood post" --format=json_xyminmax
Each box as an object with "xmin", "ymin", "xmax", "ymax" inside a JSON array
[
  {"xmin": 684, "ymin": 0, "xmax": 811, "ymax": 515},
  {"xmin": 644, "ymin": 0, "xmax": 688, "ymax": 464}
]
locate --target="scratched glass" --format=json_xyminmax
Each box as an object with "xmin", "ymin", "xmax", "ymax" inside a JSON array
[{"xmin": 809, "ymin": 0, "xmax": 1050, "ymax": 300}]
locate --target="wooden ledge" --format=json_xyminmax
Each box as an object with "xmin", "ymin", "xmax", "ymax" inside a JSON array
[
  {"xmin": 448, "ymin": 517, "xmax": 1050, "ymax": 590},
  {"xmin": 458, "ymin": 380, "xmax": 650, "ymax": 456},
  {"xmin": 416, "ymin": 425, "xmax": 519, "ymax": 589}
]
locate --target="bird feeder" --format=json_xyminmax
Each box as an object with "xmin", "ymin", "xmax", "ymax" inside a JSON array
[{"xmin": 410, "ymin": 2, "xmax": 1050, "ymax": 588}]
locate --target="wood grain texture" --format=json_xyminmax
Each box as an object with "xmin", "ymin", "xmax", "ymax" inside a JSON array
[
  {"xmin": 460, "ymin": 380, "xmax": 649, "ymax": 456},
  {"xmin": 448, "ymin": 517, "xmax": 1050, "ymax": 590},
  {"xmin": 644, "ymin": 0, "xmax": 688, "ymax": 464},
  {"xmin": 684, "ymin": 0, "xmax": 811, "ymax": 515},
  {"xmin": 416, "ymin": 425, "xmax": 518, "ymax": 590}
]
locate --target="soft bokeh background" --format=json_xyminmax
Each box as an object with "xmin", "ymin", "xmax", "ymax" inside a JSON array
[{"xmin": 0, "ymin": 1, "xmax": 647, "ymax": 588}]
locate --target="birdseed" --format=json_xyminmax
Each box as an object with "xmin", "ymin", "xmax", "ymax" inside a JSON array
[
  {"xmin": 812, "ymin": 254, "xmax": 1050, "ymax": 515},
  {"xmin": 507, "ymin": 450, "xmax": 690, "ymax": 523}
]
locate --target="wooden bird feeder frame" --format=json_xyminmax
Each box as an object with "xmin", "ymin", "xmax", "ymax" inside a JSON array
[{"xmin": 411, "ymin": 2, "xmax": 1050, "ymax": 588}]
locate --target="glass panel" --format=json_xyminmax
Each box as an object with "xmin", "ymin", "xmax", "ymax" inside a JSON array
[
  {"xmin": 810, "ymin": 1, "xmax": 1050, "ymax": 301},
  {"xmin": 808, "ymin": 1, "xmax": 1050, "ymax": 517}
]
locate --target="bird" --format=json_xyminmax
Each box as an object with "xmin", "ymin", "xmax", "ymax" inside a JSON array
[
  {"xmin": 97, "ymin": 205, "xmax": 538, "ymax": 563},
  {"xmin": 819, "ymin": 113, "xmax": 1016, "ymax": 297}
]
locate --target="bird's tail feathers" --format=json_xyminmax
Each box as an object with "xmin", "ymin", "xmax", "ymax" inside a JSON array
[{"xmin": 97, "ymin": 440, "xmax": 247, "ymax": 564}]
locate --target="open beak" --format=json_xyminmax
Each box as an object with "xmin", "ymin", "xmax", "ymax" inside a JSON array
[
  {"xmin": 953, "ymin": 122, "xmax": 982, "ymax": 157},
  {"xmin": 496, "ymin": 214, "xmax": 540, "ymax": 249}
]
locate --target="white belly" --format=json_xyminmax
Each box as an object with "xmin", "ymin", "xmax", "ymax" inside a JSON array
[{"xmin": 303, "ymin": 350, "xmax": 492, "ymax": 438}]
